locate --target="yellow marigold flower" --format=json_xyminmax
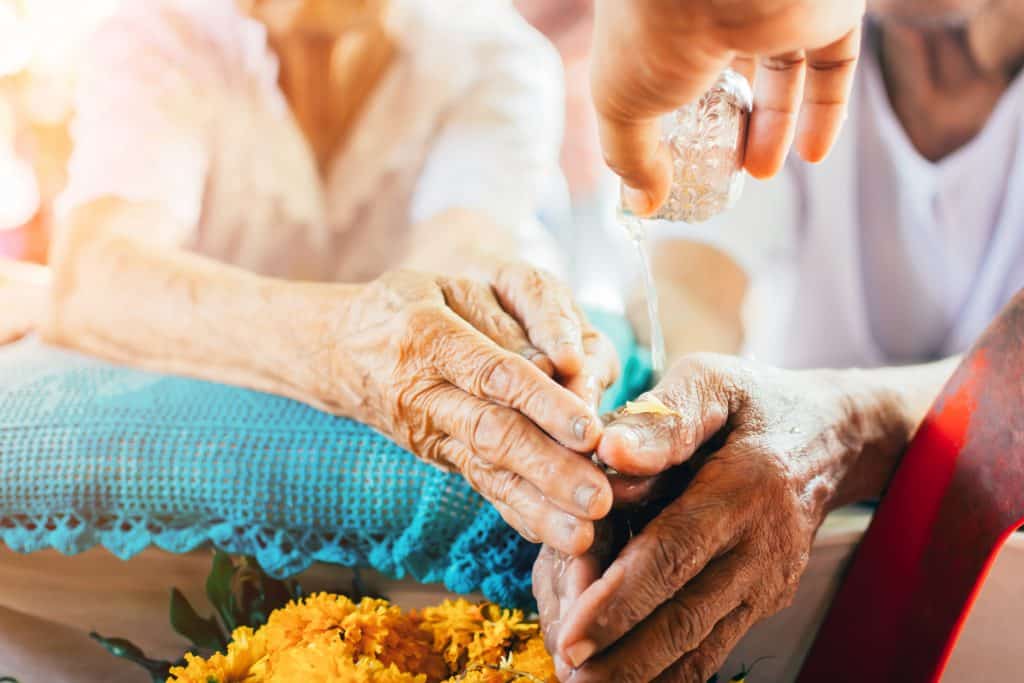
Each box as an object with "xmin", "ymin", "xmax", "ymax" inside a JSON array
[
  {"xmin": 167, "ymin": 596, "xmax": 554, "ymax": 683},
  {"xmin": 266, "ymin": 633, "xmax": 427, "ymax": 683},
  {"xmin": 260, "ymin": 593, "xmax": 360, "ymax": 650},
  {"xmin": 167, "ymin": 627, "xmax": 267, "ymax": 683},
  {"xmin": 509, "ymin": 638, "xmax": 557, "ymax": 682},
  {"xmin": 448, "ymin": 670, "xmax": 507, "ymax": 683},
  {"xmin": 417, "ymin": 599, "xmax": 485, "ymax": 671}
]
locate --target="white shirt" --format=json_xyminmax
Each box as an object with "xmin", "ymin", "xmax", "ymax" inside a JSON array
[
  {"xmin": 653, "ymin": 30, "xmax": 1024, "ymax": 369},
  {"xmin": 858, "ymin": 34, "xmax": 1024, "ymax": 363},
  {"xmin": 57, "ymin": 0, "xmax": 566, "ymax": 282}
]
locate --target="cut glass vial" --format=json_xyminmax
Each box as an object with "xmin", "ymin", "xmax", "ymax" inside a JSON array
[{"xmin": 620, "ymin": 68, "xmax": 753, "ymax": 224}]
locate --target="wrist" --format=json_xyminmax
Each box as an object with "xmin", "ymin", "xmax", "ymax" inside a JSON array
[
  {"xmin": 825, "ymin": 360, "xmax": 955, "ymax": 509},
  {"xmin": 267, "ymin": 279, "xmax": 364, "ymax": 414},
  {"xmin": 823, "ymin": 368, "xmax": 921, "ymax": 507}
]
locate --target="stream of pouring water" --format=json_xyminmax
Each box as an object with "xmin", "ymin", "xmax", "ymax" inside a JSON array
[{"xmin": 621, "ymin": 214, "xmax": 666, "ymax": 376}]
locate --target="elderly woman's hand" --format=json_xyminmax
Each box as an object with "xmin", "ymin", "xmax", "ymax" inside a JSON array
[
  {"xmin": 546, "ymin": 353, "xmax": 917, "ymax": 681},
  {"xmin": 332, "ymin": 267, "xmax": 619, "ymax": 555}
]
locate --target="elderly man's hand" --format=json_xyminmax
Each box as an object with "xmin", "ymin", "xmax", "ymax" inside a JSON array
[
  {"xmin": 535, "ymin": 530, "xmax": 618, "ymax": 681},
  {"xmin": 535, "ymin": 501, "xmax": 681, "ymax": 681},
  {"xmin": 592, "ymin": 0, "xmax": 865, "ymax": 215},
  {"xmin": 548, "ymin": 353, "xmax": 914, "ymax": 681},
  {"xmin": 334, "ymin": 267, "xmax": 619, "ymax": 556}
]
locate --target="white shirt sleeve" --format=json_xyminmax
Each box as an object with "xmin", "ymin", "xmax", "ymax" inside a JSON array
[
  {"xmin": 408, "ymin": 2, "xmax": 566, "ymax": 274},
  {"xmin": 56, "ymin": 1, "xmax": 211, "ymax": 244}
]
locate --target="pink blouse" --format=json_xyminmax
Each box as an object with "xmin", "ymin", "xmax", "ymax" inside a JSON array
[{"xmin": 57, "ymin": 0, "xmax": 566, "ymax": 282}]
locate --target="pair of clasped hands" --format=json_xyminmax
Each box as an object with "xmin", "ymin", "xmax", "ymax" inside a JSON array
[{"xmin": 505, "ymin": 2, "xmax": 868, "ymax": 682}]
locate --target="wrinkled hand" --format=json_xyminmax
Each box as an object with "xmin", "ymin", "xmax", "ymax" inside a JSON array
[
  {"xmin": 535, "ymin": 528, "xmax": 618, "ymax": 682},
  {"xmin": 549, "ymin": 353, "xmax": 911, "ymax": 681},
  {"xmin": 333, "ymin": 267, "xmax": 620, "ymax": 555},
  {"xmin": 535, "ymin": 494, "xmax": 685, "ymax": 681},
  {"xmin": 592, "ymin": 0, "xmax": 865, "ymax": 215}
]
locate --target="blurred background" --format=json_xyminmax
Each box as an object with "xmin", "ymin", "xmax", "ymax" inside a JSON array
[{"xmin": 0, "ymin": 0, "xmax": 635, "ymax": 310}]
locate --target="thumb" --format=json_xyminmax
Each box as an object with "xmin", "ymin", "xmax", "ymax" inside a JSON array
[
  {"xmin": 596, "ymin": 362, "xmax": 731, "ymax": 476},
  {"xmin": 590, "ymin": 0, "xmax": 729, "ymax": 215}
]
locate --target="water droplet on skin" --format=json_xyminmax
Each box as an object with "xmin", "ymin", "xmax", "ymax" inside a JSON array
[{"xmin": 555, "ymin": 555, "xmax": 569, "ymax": 580}]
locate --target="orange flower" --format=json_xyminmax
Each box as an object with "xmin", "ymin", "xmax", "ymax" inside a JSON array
[{"xmin": 167, "ymin": 595, "xmax": 554, "ymax": 683}]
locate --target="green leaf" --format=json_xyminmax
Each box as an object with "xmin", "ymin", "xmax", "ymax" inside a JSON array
[
  {"xmin": 170, "ymin": 588, "xmax": 227, "ymax": 651},
  {"xmin": 0, "ymin": 677, "xmax": 20, "ymax": 682},
  {"xmin": 205, "ymin": 549, "xmax": 238, "ymax": 632},
  {"xmin": 89, "ymin": 632, "xmax": 178, "ymax": 682}
]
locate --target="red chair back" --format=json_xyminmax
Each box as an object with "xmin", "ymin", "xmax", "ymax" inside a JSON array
[{"xmin": 799, "ymin": 290, "xmax": 1024, "ymax": 682}]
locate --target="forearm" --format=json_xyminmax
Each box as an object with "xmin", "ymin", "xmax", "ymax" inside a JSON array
[
  {"xmin": 828, "ymin": 356, "xmax": 961, "ymax": 509},
  {"xmin": 43, "ymin": 199, "xmax": 361, "ymax": 414}
]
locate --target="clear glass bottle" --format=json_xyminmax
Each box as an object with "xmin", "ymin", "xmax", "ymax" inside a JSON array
[{"xmin": 621, "ymin": 68, "xmax": 753, "ymax": 224}]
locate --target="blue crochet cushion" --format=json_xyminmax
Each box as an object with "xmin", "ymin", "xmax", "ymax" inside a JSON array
[{"xmin": 0, "ymin": 310, "xmax": 650, "ymax": 609}]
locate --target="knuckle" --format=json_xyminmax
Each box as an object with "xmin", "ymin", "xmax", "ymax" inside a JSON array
[
  {"xmin": 449, "ymin": 276, "xmax": 478, "ymax": 294},
  {"xmin": 466, "ymin": 404, "xmax": 526, "ymax": 468},
  {"xmin": 460, "ymin": 457, "xmax": 497, "ymax": 498},
  {"xmin": 677, "ymin": 351, "xmax": 720, "ymax": 373},
  {"xmin": 473, "ymin": 354, "xmax": 518, "ymax": 399},
  {"xmin": 417, "ymin": 434, "xmax": 449, "ymax": 467},
  {"xmin": 488, "ymin": 468, "xmax": 524, "ymax": 505},
  {"xmin": 653, "ymin": 532, "xmax": 700, "ymax": 587},
  {"xmin": 405, "ymin": 426, "xmax": 460, "ymax": 476},
  {"xmin": 389, "ymin": 382, "xmax": 442, "ymax": 447},
  {"xmin": 521, "ymin": 265, "xmax": 553, "ymax": 292},
  {"xmin": 666, "ymin": 597, "xmax": 710, "ymax": 649},
  {"xmin": 760, "ymin": 52, "xmax": 807, "ymax": 72},
  {"xmin": 548, "ymin": 311, "xmax": 581, "ymax": 338},
  {"xmin": 771, "ymin": 582, "xmax": 800, "ymax": 613},
  {"xmin": 493, "ymin": 260, "xmax": 523, "ymax": 285},
  {"xmin": 401, "ymin": 304, "xmax": 447, "ymax": 343},
  {"xmin": 807, "ymin": 55, "xmax": 857, "ymax": 73},
  {"xmin": 683, "ymin": 650, "xmax": 718, "ymax": 682}
]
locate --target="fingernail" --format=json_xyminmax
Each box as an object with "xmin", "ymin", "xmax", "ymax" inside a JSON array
[
  {"xmin": 572, "ymin": 416, "xmax": 592, "ymax": 441},
  {"xmin": 623, "ymin": 184, "xmax": 653, "ymax": 216},
  {"xmin": 564, "ymin": 639, "xmax": 597, "ymax": 669},
  {"xmin": 574, "ymin": 484, "xmax": 598, "ymax": 514}
]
